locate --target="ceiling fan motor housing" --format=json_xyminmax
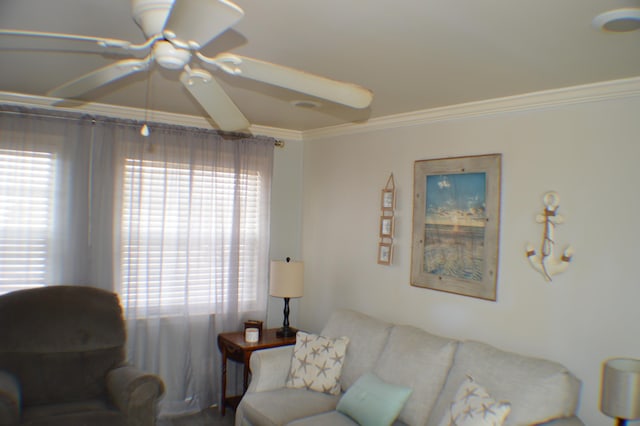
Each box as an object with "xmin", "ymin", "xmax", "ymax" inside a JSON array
[{"xmin": 153, "ymin": 40, "xmax": 191, "ymax": 70}]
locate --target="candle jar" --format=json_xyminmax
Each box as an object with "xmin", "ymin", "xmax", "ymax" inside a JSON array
[{"xmin": 244, "ymin": 328, "xmax": 259, "ymax": 342}]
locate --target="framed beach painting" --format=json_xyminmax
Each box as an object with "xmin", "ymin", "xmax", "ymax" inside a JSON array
[{"xmin": 410, "ymin": 154, "xmax": 502, "ymax": 300}]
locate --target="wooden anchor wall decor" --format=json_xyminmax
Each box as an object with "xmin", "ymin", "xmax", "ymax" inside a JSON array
[{"xmin": 525, "ymin": 191, "xmax": 574, "ymax": 281}]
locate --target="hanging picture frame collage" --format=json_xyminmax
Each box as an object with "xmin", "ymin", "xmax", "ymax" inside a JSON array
[{"xmin": 378, "ymin": 174, "xmax": 395, "ymax": 265}]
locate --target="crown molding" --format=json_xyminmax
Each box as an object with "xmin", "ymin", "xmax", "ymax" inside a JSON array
[
  {"xmin": 249, "ymin": 125, "xmax": 304, "ymax": 141},
  {"xmin": 3, "ymin": 76, "xmax": 640, "ymax": 143},
  {"xmin": 303, "ymin": 76, "xmax": 640, "ymax": 140}
]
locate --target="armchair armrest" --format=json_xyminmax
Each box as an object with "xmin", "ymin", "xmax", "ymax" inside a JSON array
[
  {"xmin": 0, "ymin": 370, "xmax": 20, "ymax": 426},
  {"xmin": 106, "ymin": 365, "xmax": 165, "ymax": 426},
  {"xmin": 247, "ymin": 346, "xmax": 294, "ymax": 393}
]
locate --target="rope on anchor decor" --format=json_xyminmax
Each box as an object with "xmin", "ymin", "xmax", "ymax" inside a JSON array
[{"xmin": 525, "ymin": 191, "xmax": 574, "ymax": 282}]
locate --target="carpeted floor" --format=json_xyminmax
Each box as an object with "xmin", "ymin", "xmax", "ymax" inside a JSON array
[{"xmin": 158, "ymin": 407, "xmax": 235, "ymax": 426}]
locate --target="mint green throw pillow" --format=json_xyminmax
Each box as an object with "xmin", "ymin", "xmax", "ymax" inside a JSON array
[{"xmin": 336, "ymin": 373, "xmax": 412, "ymax": 426}]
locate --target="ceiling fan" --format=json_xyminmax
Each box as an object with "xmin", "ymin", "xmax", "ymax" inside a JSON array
[{"xmin": 0, "ymin": 0, "xmax": 374, "ymax": 131}]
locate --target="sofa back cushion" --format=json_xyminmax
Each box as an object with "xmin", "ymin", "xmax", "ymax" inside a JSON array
[
  {"xmin": 0, "ymin": 286, "xmax": 126, "ymax": 406},
  {"xmin": 321, "ymin": 309, "xmax": 392, "ymax": 391},
  {"xmin": 373, "ymin": 325, "xmax": 457, "ymax": 426},
  {"xmin": 427, "ymin": 340, "xmax": 581, "ymax": 426}
]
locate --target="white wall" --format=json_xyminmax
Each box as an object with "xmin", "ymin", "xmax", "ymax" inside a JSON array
[
  {"xmin": 267, "ymin": 139, "xmax": 304, "ymax": 329},
  {"xmin": 299, "ymin": 92, "xmax": 640, "ymax": 425}
]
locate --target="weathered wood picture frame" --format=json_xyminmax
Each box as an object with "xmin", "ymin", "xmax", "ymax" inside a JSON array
[{"xmin": 410, "ymin": 154, "xmax": 502, "ymax": 300}]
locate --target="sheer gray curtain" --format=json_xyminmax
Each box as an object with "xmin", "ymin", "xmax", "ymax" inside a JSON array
[
  {"xmin": 112, "ymin": 124, "xmax": 274, "ymax": 414},
  {"xmin": 0, "ymin": 106, "xmax": 274, "ymax": 414},
  {"xmin": 0, "ymin": 108, "xmax": 106, "ymax": 290}
]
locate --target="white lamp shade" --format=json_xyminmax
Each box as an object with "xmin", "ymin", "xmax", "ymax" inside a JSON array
[
  {"xmin": 601, "ymin": 358, "xmax": 640, "ymax": 420},
  {"xmin": 269, "ymin": 260, "xmax": 304, "ymax": 298}
]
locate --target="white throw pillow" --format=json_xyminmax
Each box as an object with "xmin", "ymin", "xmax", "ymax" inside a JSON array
[
  {"xmin": 285, "ymin": 331, "xmax": 349, "ymax": 395},
  {"xmin": 438, "ymin": 376, "xmax": 511, "ymax": 426}
]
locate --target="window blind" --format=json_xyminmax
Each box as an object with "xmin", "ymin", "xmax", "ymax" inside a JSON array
[
  {"xmin": 0, "ymin": 148, "xmax": 56, "ymax": 295},
  {"xmin": 121, "ymin": 157, "xmax": 261, "ymax": 316}
]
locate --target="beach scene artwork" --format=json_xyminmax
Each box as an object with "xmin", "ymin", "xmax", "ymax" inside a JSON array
[{"xmin": 424, "ymin": 172, "xmax": 486, "ymax": 282}]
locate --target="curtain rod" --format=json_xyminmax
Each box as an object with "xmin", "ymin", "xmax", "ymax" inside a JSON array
[{"xmin": 1, "ymin": 106, "xmax": 284, "ymax": 147}]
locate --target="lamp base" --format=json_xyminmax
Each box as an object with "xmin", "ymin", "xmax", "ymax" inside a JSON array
[
  {"xmin": 616, "ymin": 419, "xmax": 628, "ymax": 426},
  {"xmin": 276, "ymin": 326, "xmax": 298, "ymax": 338}
]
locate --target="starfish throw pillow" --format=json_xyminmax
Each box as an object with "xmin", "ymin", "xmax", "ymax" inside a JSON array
[
  {"xmin": 438, "ymin": 376, "xmax": 511, "ymax": 426},
  {"xmin": 285, "ymin": 331, "xmax": 349, "ymax": 395}
]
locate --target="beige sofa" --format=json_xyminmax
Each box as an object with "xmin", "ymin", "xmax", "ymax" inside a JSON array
[{"xmin": 236, "ymin": 309, "xmax": 583, "ymax": 426}]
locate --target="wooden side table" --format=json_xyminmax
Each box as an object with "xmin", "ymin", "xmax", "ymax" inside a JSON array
[{"xmin": 217, "ymin": 328, "xmax": 296, "ymax": 415}]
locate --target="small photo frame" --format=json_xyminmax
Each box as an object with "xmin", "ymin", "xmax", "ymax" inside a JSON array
[
  {"xmin": 378, "ymin": 242, "xmax": 393, "ymax": 265},
  {"xmin": 380, "ymin": 215, "xmax": 394, "ymax": 238},
  {"xmin": 381, "ymin": 189, "xmax": 395, "ymax": 210}
]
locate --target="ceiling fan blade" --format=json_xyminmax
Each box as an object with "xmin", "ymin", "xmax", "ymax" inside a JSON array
[
  {"xmin": 0, "ymin": 29, "xmax": 155, "ymax": 51},
  {"xmin": 180, "ymin": 68, "xmax": 249, "ymax": 131},
  {"xmin": 212, "ymin": 53, "xmax": 373, "ymax": 109},
  {"xmin": 48, "ymin": 57, "xmax": 151, "ymax": 99},
  {"xmin": 164, "ymin": 0, "xmax": 244, "ymax": 49}
]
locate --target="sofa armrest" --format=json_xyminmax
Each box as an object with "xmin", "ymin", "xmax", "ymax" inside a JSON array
[
  {"xmin": 106, "ymin": 365, "xmax": 165, "ymax": 426},
  {"xmin": 538, "ymin": 416, "xmax": 585, "ymax": 426},
  {"xmin": 247, "ymin": 346, "xmax": 294, "ymax": 393},
  {"xmin": 0, "ymin": 370, "xmax": 20, "ymax": 426}
]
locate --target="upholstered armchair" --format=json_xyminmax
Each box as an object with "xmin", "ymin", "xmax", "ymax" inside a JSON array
[{"xmin": 0, "ymin": 285, "xmax": 165, "ymax": 426}]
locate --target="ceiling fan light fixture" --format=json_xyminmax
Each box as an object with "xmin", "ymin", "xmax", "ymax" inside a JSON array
[
  {"xmin": 593, "ymin": 8, "xmax": 640, "ymax": 32},
  {"xmin": 132, "ymin": 0, "xmax": 173, "ymax": 38}
]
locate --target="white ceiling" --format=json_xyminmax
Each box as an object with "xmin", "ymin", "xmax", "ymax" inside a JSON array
[{"xmin": 1, "ymin": 0, "xmax": 639, "ymax": 132}]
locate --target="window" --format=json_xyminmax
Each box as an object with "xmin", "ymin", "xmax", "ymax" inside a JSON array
[
  {"xmin": 0, "ymin": 148, "xmax": 56, "ymax": 295},
  {"xmin": 120, "ymin": 157, "xmax": 262, "ymax": 316}
]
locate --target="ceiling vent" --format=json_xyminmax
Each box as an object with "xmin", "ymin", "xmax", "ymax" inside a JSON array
[{"xmin": 593, "ymin": 8, "xmax": 640, "ymax": 32}]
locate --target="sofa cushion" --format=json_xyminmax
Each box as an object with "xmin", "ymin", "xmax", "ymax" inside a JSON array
[
  {"xmin": 427, "ymin": 341, "xmax": 581, "ymax": 426},
  {"xmin": 239, "ymin": 388, "xmax": 340, "ymax": 426},
  {"xmin": 287, "ymin": 412, "xmax": 409, "ymax": 426},
  {"xmin": 287, "ymin": 411, "xmax": 358, "ymax": 426},
  {"xmin": 321, "ymin": 309, "xmax": 392, "ymax": 391},
  {"xmin": 336, "ymin": 373, "xmax": 412, "ymax": 426},
  {"xmin": 286, "ymin": 332, "xmax": 349, "ymax": 395},
  {"xmin": 373, "ymin": 325, "xmax": 457, "ymax": 426},
  {"xmin": 437, "ymin": 376, "xmax": 511, "ymax": 426}
]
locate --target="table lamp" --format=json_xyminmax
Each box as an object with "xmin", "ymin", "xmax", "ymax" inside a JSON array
[
  {"xmin": 601, "ymin": 358, "xmax": 640, "ymax": 426},
  {"xmin": 270, "ymin": 257, "xmax": 304, "ymax": 338}
]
